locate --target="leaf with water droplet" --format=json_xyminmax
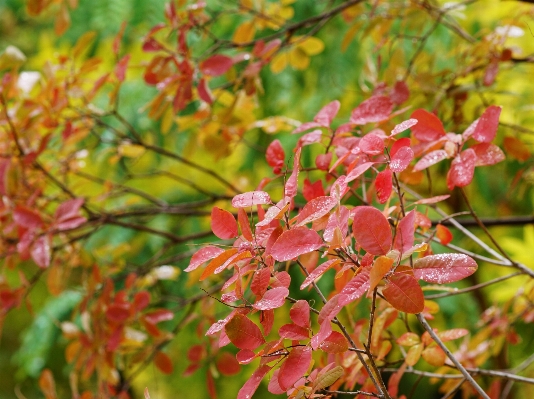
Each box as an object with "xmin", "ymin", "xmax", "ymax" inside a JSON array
[
  {"xmin": 270, "ymin": 227, "xmax": 323, "ymax": 261},
  {"xmin": 413, "ymin": 253, "xmax": 477, "ymax": 283}
]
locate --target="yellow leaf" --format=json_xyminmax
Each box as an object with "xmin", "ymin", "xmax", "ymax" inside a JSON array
[
  {"xmin": 289, "ymin": 47, "xmax": 309, "ymax": 70},
  {"xmin": 233, "ymin": 21, "xmax": 255, "ymax": 44},
  {"xmin": 161, "ymin": 106, "xmax": 174, "ymax": 134},
  {"xmin": 406, "ymin": 343, "xmax": 423, "ymax": 366},
  {"xmin": 72, "ymin": 31, "xmax": 97, "ymax": 59},
  {"xmin": 118, "ymin": 143, "xmax": 146, "ymax": 158},
  {"xmin": 270, "ymin": 52, "xmax": 288, "ymax": 74},
  {"xmin": 298, "ymin": 36, "xmax": 324, "ymax": 55},
  {"xmin": 342, "ymin": 23, "xmax": 360, "ymax": 52}
]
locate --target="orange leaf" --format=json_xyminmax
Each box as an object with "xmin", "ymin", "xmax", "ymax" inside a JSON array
[
  {"xmin": 39, "ymin": 369, "xmax": 58, "ymax": 399},
  {"xmin": 154, "ymin": 351, "xmax": 174, "ymax": 374},
  {"xmin": 200, "ymin": 248, "xmax": 238, "ymax": 281},
  {"xmin": 383, "ymin": 273, "xmax": 424, "ymax": 314},
  {"xmin": 368, "ymin": 256, "xmax": 393, "ymax": 294}
]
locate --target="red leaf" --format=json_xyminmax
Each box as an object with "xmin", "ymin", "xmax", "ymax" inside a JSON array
[
  {"xmin": 390, "ymin": 146, "xmax": 414, "ymax": 173},
  {"xmin": 278, "ymin": 346, "xmax": 312, "ymax": 391},
  {"xmin": 55, "ymin": 198, "xmax": 84, "ymax": 221},
  {"xmin": 154, "ymin": 351, "xmax": 173, "ymax": 374},
  {"xmin": 503, "ymin": 136, "xmax": 531, "ymax": 162},
  {"xmin": 483, "ymin": 60, "xmax": 499, "ymax": 86},
  {"xmin": 289, "ymin": 300, "xmax": 310, "ymax": 328},
  {"xmin": 260, "ymin": 309, "xmax": 274, "ymax": 336},
  {"xmin": 266, "ymin": 140, "xmax": 285, "ymax": 172},
  {"xmin": 211, "ymin": 207, "xmax": 238, "ymax": 239},
  {"xmin": 303, "ymin": 179, "xmax": 325, "ymax": 201},
  {"xmin": 413, "ymin": 253, "xmax": 477, "ymax": 283},
  {"xmin": 237, "ymin": 349, "xmax": 257, "ymax": 364},
  {"xmin": 133, "ymin": 291, "xmax": 151, "ymax": 311},
  {"xmin": 359, "ymin": 133, "xmax": 385, "ymax": 155},
  {"xmin": 238, "ymin": 208, "xmax": 253, "ymax": 241},
  {"xmin": 319, "ymin": 331, "xmax": 349, "ymax": 353},
  {"xmin": 252, "ymin": 287, "xmax": 289, "ymax": 310},
  {"xmin": 375, "ymin": 168, "xmax": 393, "ymax": 204},
  {"xmin": 391, "ymin": 80, "xmax": 410, "ymax": 104},
  {"xmin": 31, "ymin": 235, "xmax": 51, "ymax": 268},
  {"xmin": 13, "ymin": 205, "xmax": 43, "ymax": 229},
  {"xmin": 315, "ymin": 153, "xmax": 332, "ymax": 170},
  {"xmin": 198, "ymin": 78, "xmax": 213, "ymax": 104},
  {"xmin": 200, "ymin": 54, "xmax": 233, "ymax": 76},
  {"xmin": 352, "ymin": 206, "xmax": 392, "ymax": 255},
  {"xmin": 251, "ymin": 268, "xmax": 271, "ymax": 297},
  {"xmin": 350, "ymin": 96, "xmax": 393, "ymax": 125},
  {"xmin": 106, "ymin": 303, "xmax": 130, "ymax": 323},
  {"xmin": 284, "ymin": 147, "xmax": 301, "ymax": 199},
  {"xmin": 472, "ymin": 105, "xmax": 501, "ymax": 143},
  {"xmin": 225, "ymin": 313, "xmax": 265, "ymax": 350},
  {"xmin": 338, "ymin": 268, "xmax": 371, "ymax": 306},
  {"xmin": 447, "ymin": 149, "xmax": 476, "ymax": 190},
  {"xmin": 410, "ymin": 109, "xmax": 446, "ymax": 142},
  {"xmin": 115, "ymin": 54, "xmax": 130, "ymax": 82},
  {"xmin": 300, "ymin": 259, "xmax": 339, "ymax": 290},
  {"xmin": 383, "ymin": 273, "xmax": 424, "ymax": 314},
  {"xmin": 346, "ymin": 162, "xmax": 374, "ymax": 183},
  {"xmin": 393, "ymin": 210, "xmax": 415, "ymax": 253},
  {"xmin": 437, "ymin": 328, "xmax": 468, "ymax": 341},
  {"xmin": 293, "ymin": 121, "xmax": 321, "ymax": 134},
  {"xmin": 216, "ymin": 352, "xmax": 241, "ymax": 376},
  {"xmin": 472, "ymin": 143, "xmax": 505, "ymax": 166},
  {"xmin": 186, "ymin": 246, "xmax": 225, "ymax": 272},
  {"xmin": 314, "ymin": 100, "xmax": 340, "ymax": 126},
  {"xmin": 279, "ymin": 323, "xmax": 309, "ymax": 340},
  {"xmin": 296, "ymin": 196, "xmax": 337, "ymax": 226},
  {"xmin": 270, "ymin": 227, "xmax": 323, "ymax": 261},
  {"xmin": 436, "ymin": 224, "xmax": 453, "ymax": 245},
  {"xmin": 232, "ymin": 191, "xmax": 271, "ymax": 208},
  {"xmin": 237, "ymin": 365, "xmax": 271, "ymax": 399},
  {"xmin": 413, "ymin": 149, "xmax": 449, "ymax": 171}
]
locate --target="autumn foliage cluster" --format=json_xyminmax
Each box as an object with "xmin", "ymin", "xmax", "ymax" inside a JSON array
[{"xmin": 1, "ymin": 1, "xmax": 534, "ymax": 399}]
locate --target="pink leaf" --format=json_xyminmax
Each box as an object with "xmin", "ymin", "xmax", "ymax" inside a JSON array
[
  {"xmin": 350, "ymin": 96, "xmax": 393, "ymax": 125},
  {"xmin": 410, "ymin": 109, "xmax": 446, "ymax": 142},
  {"xmin": 346, "ymin": 162, "xmax": 374, "ymax": 183},
  {"xmin": 232, "ymin": 191, "xmax": 271, "ymax": 208},
  {"xmin": 314, "ymin": 100, "xmax": 340, "ymax": 127},
  {"xmin": 390, "ymin": 146, "xmax": 414, "ymax": 173},
  {"xmin": 413, "ymin": 254, "xmax": 478, "ymax": 283},
  {"xmin": 391, "ymin": 118, "xmax": 418, "ymax": 136},
  {"xmin": 266, "ymin": 140, "xmax": 285, "ymax": 171},
  {"xmin": 278, "ymin": 346, "xmax": 312, "ymax": 391},
  {"xmin": 338, "ymin": 268, "xmax": 371, "ymax": 306},
  {"xmin": 318, "ymin": 294, "xmax": 342, "ymax": 325},
  {"xmin": 279, "ymin": 323, "xmax": 309, "ymax": 340},
  {"xmin": 200, "ymin": 54, "xmax": 233, "ymax": 76},
  {"xmin": 55, "ymin": 198, "xmax": 84, "ymax": 221},
  {"xmin": 225, "ymin": 313, "xmax": 265, "ymax": 350},
  {"xmin": 292, "ymin": 121, "xmax": 321, "ymax": 134},
  {"xmin": 315, "ymin": 153, "xmax": 332, "ymax": 171},
  {"xmin": 300, "ymin": 259, "xmax": 338, "ymax": 290},
  {"xmin": 211, "ymin": 207, "xmax": 238, "ymax": 239},
  {"xmin": 472, "ymin": 143, "xmax": 505, "ymax": 166},
  {"xmin": 393, "ymin": 210, "xmax": 415, "ymax": 253},
  {"xmin": 13, "ymin": 205, "xmax": 43, "ymax": 229},
  {"xmin": 115, "ymin": 54, "xmax": 130, "ymax": 82},
  {"xmin": 270, "ymin": 227, "xmax": 323, "ymax": 261},
  {"xmin": 252, "ymin": 287, "xmax": 289, "ymax": 310},
  {"xmin": 296, "ymin": 196, "xmax": 337, "ymax": 226},
  {"xmin": 324, "ymin": 206, "xmax": 350, "ymax": 242},
  {"xmin": 260, "ymin": 309, "xmax": 274, "ymax": 336},
  {"xmin": 447, "ymin": 148, "xmax": 476, "ymax": 190},
  {"xmin": 237, "ymin": 365, "xmax": 271, "ymax": 399},
  {"xmin": 375, "ymin": 168, "xmax": 393, "ymax": 204},
  {"xmin": 472, "ymin": 105, "xmax": 501, "ymax": 143},
  {"xmin": 237, "ymin": 349, "xmax": 257, "ymax": 364},
  {"xmin": 31, "ymin": 235, "xmax": 51, "ymax": 268},
  {"xmin": 413, "ymin": 150, "xmax": 449, "ymax": 171},
  {"xmin": 250, "ymin": 268, "xmax": 271, "ymax": 297},
  {"xmin": 352, "ymin": 206, "xmax": 392, "ymax": 255},
  {"xmin": 297, "ymin": 130, "xmax": 322, "ymax": 148},
  {"xmin": 359, "ymin": 133, "xmax": 385, "ymax": 155},
  {"xmin": 413, "ymin": 195, "xmax": 450, "ymax": 205},
  {"xmin": 186, "ymin": 246, "xmax": 225, "ymax": 272},
  {"xmin": 289, "ymin": 300, "xmax": 310, "ymax": 328}
]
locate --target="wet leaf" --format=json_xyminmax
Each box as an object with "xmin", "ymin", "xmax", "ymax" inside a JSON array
[
  {"xmin": 383, "ymin": 273, "xmax": 424, "ymax": 313},
  {"xmin": 410, "ymin": 109, "xmax": 445, "ymax": 142},
  {"xmin": 352, "ymin": 206, "xmax": 392, "ymax": 255},
  {"xmin": 414, "ymin": 253, "xmax": 477, "ymax": 284},
  {"xmin": 225, "ymin": 313, "xmax": 265, "ymax": 350},
  {"xmin": 211, "ymin": 207, "xmax": 238, "ymax": 239},
  {"xmin": 270, "ymin": 227, "xmax": 323, "ymax": 261},
  {"xmin": 278, "ymin": 346, "xmax": 312, "ymax": 391},
  {"xmin": 350, "ymin": 96, "xmax": 393, "ymax": 125},
  {"xmin": 252, "ymin": 287, "xmax": 289, "ymax": 310},
  {"xmin": 472, "ymin": 105, "xmax": 501, "ymax": 143}
]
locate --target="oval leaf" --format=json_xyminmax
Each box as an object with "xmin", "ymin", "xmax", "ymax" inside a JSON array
[
  {"xmin": 413, "ymin": 253, "xmax": 477, "ymax": 283},
  {"xmin": 278, "ymin": 346, "xmax": 312, "ymax": 391},
  {"xmin": 472, "ymin": 105, "xmax": 501, "ymax": 143},
  {"xmin": 200, "ymin": 54, "xmax": 233, "ymax": 76},
  {"xmin": 290, "ymin": 300, "xmax": 311, "ymax": 328},
  {"xmin": 232, "ymin": 191, "xmax": 271, "ymax": 208},
  {"xmin": 383, "ymin": 273, "xmax": 424, "ymax": 314},
  {"xmin": 225, "ymin": 313, "xmax": 265, "ymax": 350},
  {"xmin": 350, "ymin": 96, "xmax": 393, "ymax": 125},
  {"xmin": 211, "ymin": 207, "xmax": 238, "ymax": 239},
  {"xmin": 270, "ymin": 227, "xmax": 323, "ymax": 262},
  {"xmin": 410, "ymin": 109, "xmax": 445, "ymax": 142},
  {"xmin": 296, "ymin": 196, "xmax": 337, "ymax": 226},
  {"xmin": 314, "ymin": 100, "xmax": 340, "ymax": 126},
  {"xmin": 252, "ymin": 287, "xmax": 289, "ymax": 310},
  {"xmin": 319, "ymin": 331, "xmax": 349, "ymax": 353},
  {"xmin": 446, "ymin": 149, "xmax": 476, "ymax": 190},
  {"xmin": 390, "ymin": 146, "xmax": 414, "ymax": 173},
  {"xmin": 237, "ymin": 365, "xmax": 271, "ymax": 399},
  {"xmin": 375, "ymin": 168, "xmax": 393, "ymax": 204},
  {"xmin": 352, "ymin": 206, "xmax": 392, "ymax": 255}
]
